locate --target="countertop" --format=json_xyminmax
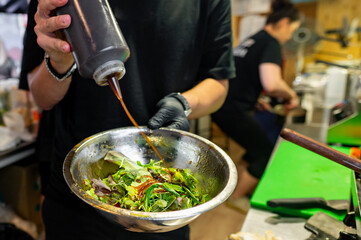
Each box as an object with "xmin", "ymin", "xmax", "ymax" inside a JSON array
[
  {"xmin": 240, "ymin": 106, "xmax": 338, "ymax": 239},
  {"xmin": 0, "ymin": 140, "xmax": 36, "ymax": 169}
]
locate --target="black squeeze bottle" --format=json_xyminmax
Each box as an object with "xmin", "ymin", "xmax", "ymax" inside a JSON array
[{"xmin": 57, "ymin": 0, "xmax": 130, "ymax": 86}]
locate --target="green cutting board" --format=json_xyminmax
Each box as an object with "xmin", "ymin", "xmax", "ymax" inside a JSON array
[{"xmin": 250, "ymin": 141, "xmax": 352, "ymax": 221}]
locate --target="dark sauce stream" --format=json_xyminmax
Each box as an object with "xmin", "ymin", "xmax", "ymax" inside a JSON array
[{"xmin": 107, "ymin": 76, "xmax": 171, "ymax": 174}]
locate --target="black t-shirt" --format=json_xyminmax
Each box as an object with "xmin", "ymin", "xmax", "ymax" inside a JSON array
[
  {"xmin": 20, "ymin": 0, "xmax": 235, "ymax": 200},
  {"xmin": 221, "ymin": 30, "xmax": 282, "ymax": 112}
]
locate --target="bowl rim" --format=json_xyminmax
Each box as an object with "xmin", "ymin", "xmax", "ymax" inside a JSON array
[{"xmin": 63, "ymin": 126, "xmax": 237, "ymax": 220}]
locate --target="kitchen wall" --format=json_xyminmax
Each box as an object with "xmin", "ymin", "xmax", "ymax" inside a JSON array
[
  {"xmin": 313, "ymin": 0, "xmax": 361, "ymax": 62},
  {"xmin": 232, "ymin": 0, "xmax": 361, "ymax": 84}
]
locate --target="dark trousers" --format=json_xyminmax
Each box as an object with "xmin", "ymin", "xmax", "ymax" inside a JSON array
[
  {"xmin": 253, "ymin": 110, "xmax": 283, "ymax": 146},
  {"xmin": 212, "ymin": 109, "xmax": 273, "ymax": 179},
  {"xmin": 42, "ymin": 196, "xmax": 189, "ymax": 240}
]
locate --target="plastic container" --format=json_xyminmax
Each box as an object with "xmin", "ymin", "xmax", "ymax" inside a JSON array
[
  {"xmin": 325, "ymin": 67, "xmax": 347, "ymax": 107},
  {"xmin": 57, "ymin": 0, "xmax": 130, "ymax": 86}
]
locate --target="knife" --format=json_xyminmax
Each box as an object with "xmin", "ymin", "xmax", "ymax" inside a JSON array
[{"xmin": 267, "ymin": 198, "xmax": 349, "ymax": 211}]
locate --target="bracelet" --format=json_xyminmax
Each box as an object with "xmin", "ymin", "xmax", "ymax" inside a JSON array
[{"xmin": 44, "ymin": 52, "xmax": 77, "ymax": 82}]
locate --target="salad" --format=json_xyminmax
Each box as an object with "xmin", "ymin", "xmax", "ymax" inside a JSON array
[{"xmin": 84, "ymin": 151, "xmax": 209, "ymax": 212}]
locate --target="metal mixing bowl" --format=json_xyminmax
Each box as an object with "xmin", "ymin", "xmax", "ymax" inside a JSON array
[{"xmin": 63, "ymin": 127, "xmax": 237, "ymax": 232}]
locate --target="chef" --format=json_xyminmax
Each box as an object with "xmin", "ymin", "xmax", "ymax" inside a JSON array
[
  {"xmin": 19, "ymin": 0, "xmax": 235, "ymax": 239},
  {"xmin": 212, "ymin": 0, "xmax": 301, "ymax": 211}
]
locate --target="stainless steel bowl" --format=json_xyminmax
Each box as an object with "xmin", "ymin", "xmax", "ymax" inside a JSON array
[{"xmin": 63, "ymin": 127, "xmax": 237, "ymax": 232}]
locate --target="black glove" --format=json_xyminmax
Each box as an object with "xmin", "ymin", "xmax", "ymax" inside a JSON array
[{"xmin": 148, "ymin": 93, "xmax": 191, "ymax": 131}]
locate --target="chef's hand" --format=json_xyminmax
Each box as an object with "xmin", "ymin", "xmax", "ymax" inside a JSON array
[
  {"xmin": 34, "ymin": 0, "xmax": 74, "ymax": 72},
  {"xmin": 148, "ymin": 93, "xmax": 190, "ymax": 131},
  {"xmin": 256, "ymin": 96, "xmax": 272, "ymax": 112},
  {"xmin": 284, "ymin": 95, "xmax": 299, "ymax": 112}
]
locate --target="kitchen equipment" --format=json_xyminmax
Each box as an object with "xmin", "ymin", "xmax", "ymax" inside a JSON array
[
  {"xmin": 63, "ymin": 127, "xmax": 237, "ymax": 233},
  {"xmin": 304, "ymin": 211, "xmax": 346, "ymax": 240},
  {"xmin": 327, "ymin": 99, "xmax": 361, "ymax": 146},
  {"xmin": 280, "ymin": 128, "xmax": 361, "ymax": 173},
  {"xmin": 250, "ymin": 140, "xmax": 351, "ymax": 221},
  {"xmin": 325, "ymin": 67, "xmax": 348, "ymax": 107},
  {"xmin": 288, "ymin": 107, "xmax": 307, "ymax": 124},
  {"xmin": 320, "ymin": 66, "xmax": 361, "ymax": 146},
  {"xmin": 267, "ymin": 198, "xmax": 349, "ymax": 211},
  {"xmin": 57, "ymin": 0, "xmax": 130, "ymax": 86}
]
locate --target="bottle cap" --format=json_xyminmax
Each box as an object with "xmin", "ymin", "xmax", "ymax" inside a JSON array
[{"xmin": 93, "ymin": 60, "xmax": 126, "ymax": 86}]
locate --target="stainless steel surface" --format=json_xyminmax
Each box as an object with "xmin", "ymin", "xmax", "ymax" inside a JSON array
[
  {"xmin": 63, "ymin": 127, "xmax": 237, "ymax": 233},
  {"xmin": 241, "ymin": 208, "xmax": 310, "ymax": 239}
]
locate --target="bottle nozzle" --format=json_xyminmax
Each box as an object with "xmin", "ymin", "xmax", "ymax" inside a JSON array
[{"xmin": 93, "ymin": 60, "xmax": 126, "ymax": 86}]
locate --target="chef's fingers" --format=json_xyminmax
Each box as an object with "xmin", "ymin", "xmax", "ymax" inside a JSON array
[
  {"xmin": 35, "ymin": 14, "xmax": 70, "ymax": 35},
  {"xmin": 35, "ymin": 0, "xmax": 71, "ymax": 53},
  {"xmin": 37, "ymin": 0, "xmax": 68, "ymax": 18},
  {"xmin": 36, "ymin": 31, "xmax": 71, "ymax": 53},
  {"xmin": 148, "ymin": 109, "xmax": 169, "ymax": 130},
  {"xmin": 166, "ymin": 117, "xmax": 190, "ymax": 131},
  {"xmin": 149, "ymin": 110, "xmax": 189, "ymax": 131},
  {"xmin": 284, "ymin": 97, "xmax": 299, "ymax": 111}
]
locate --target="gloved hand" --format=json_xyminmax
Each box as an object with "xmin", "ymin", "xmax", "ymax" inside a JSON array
[{"xmin": 148, "ymin": 93, "xmax": 191, "ymax": 131}]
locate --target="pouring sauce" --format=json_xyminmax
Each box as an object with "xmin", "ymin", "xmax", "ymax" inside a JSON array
[{"xmin": 107, "ymin": 76, "xmax": 170, "ymax": 172}]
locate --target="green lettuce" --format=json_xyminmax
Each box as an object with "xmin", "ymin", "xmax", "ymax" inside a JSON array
[{"xmin": 84, "ymin": 151, "xmax": 210, "ymax": 212}]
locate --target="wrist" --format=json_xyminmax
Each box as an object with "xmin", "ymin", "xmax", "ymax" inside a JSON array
[
  {"xmin": 44, "ymin": 52, "xmax": 76, "ymax": 82},
  {"xmin": 48, "ymin": 52, "xmax": 75, "ymax": 73},
  {"xmin": 49, "ymin": 59, "xmax": 74, "ymax": 74},
  {"xmin": 166, "ymin": 92, "xmax": 192, "ymax": 117},
  {"xmin": 291, "ymin": 94, "xmax": 299, "ymax": 101},
  {"xmin": 288, "ymin": 90, "xmax": 298, "ymax": 100}
]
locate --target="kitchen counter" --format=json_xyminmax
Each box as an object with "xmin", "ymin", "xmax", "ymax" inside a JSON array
[
  {"xmin": 240, "ymin": 106, "xmax": 349, "ymax": 239},
  {"xmin": 0, "ymin": 140, "xmax": 36, "ymax": 169},
  {"xmin": 241, "ymin": 208, "xmax": 311, "ymax": 239}
]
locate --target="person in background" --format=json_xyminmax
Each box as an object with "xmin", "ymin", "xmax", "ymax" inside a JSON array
[
  {"xmin": 19, "ymin": 0, "xmax": 235, "ymax": 239},
  {"xmin": 212, "ymin": 0, "xmax": 301, "ymax": 211},
  {"xmin": 254, "ymin": 94, "xmax": 288, "ymax": 146}
]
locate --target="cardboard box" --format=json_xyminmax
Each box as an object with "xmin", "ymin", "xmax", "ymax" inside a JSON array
[{"xmin": 0, "ymin": 159, "xmax": 43, "ymax": 233}]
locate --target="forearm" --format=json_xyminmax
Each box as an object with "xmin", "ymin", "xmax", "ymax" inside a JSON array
[
  {"xmin": 28, "ymin": 59, "xmax": 72, "ymax": 110},
  {"xmin": 266, "ymin": 80, "xmax": 297, "ymax": 101},
  {"xmin": 259, "ymin": 63, "xmax": 297, "ymax": 101},
  {"xmin": 181, "ymin": 79, "xmax": 228, "ymax": 119},
  {"xmin": 27, "ymin": 0, "xmax": 76, "ymax": 110}
]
